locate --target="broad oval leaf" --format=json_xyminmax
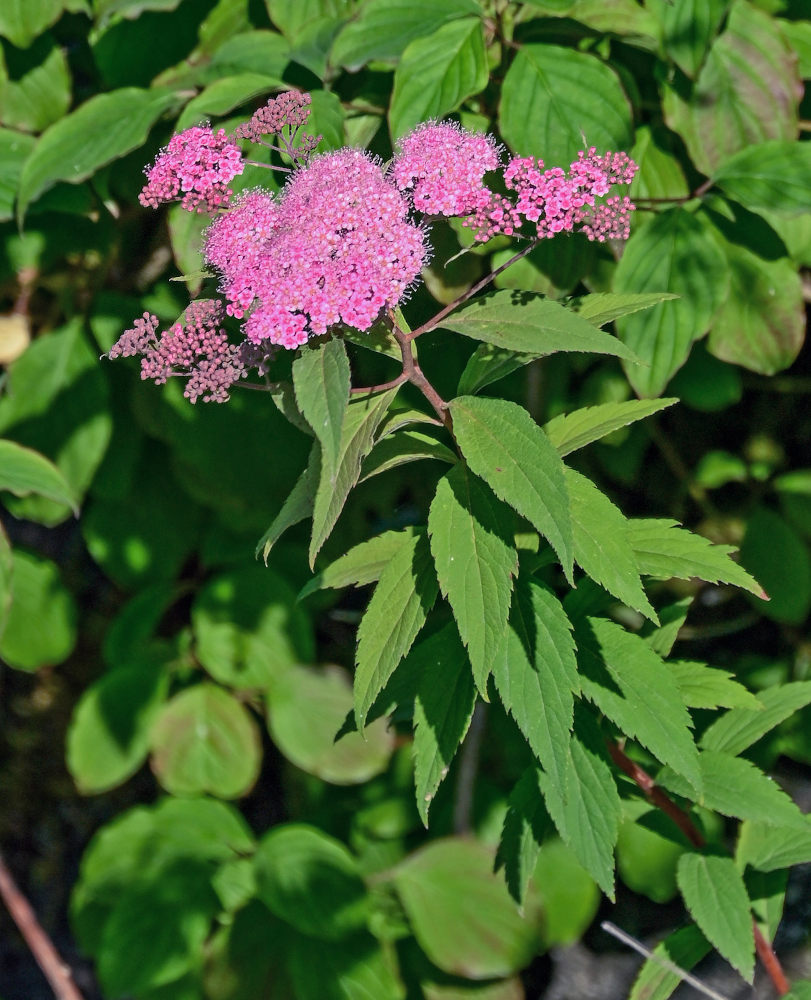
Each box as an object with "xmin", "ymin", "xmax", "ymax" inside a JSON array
[
  {"xmin": 0, "ymin": 439, "xmax": 78, "ymax": 510},
  {"xmin": 0, "ymin": 0, "xmax": 66, "ymax": 47},
  {"xmin": 499, "ymin": 44, "xmax": 632, "ymax": 165},
  {"xmin": 712, "ymin": 140, "xmax": 811, "ymax": 215},
  {"xmin": 650, "ymin": 0, "xmax": 727, "ymax": 78},
  {"xmin": 738, "ymin": 507, "xmax": 811, "ymax": 623},
  {"xmin": 175, "ymin": 72, "xmax": 285, "ymax": 131}
]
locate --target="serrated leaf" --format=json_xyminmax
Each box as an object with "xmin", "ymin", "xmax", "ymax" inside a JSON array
[
  {"xmin": 257, "ymin": 442, "xmax": 320, "ymax": 562},
  {"xmin": 492, "ymin": 580, "xmax": 578, "ymax": 795},
  {"xmin": 456, "ymin": 343, "xmax": 530, "ymax": 397},
  {"xmin": 440, "ymin": 290, "xmax": 641, "ymax": 364},
  {"xmin": 544, "ymin": 400, "xmax": 677, "ymax": 458},
  {"xmin": 496, "ymin": 767, "xmax": 553, "ymax": 906},
  {"xmin": 566, "ymin": 468, "xmax": 657, "ymax": 622},
  {"xmin": 389, "ymin": 17, "xmax": 488, "ymax": 140},
  {"xmin": 650, "ymin": 0, "xmax": 727, "ymax": 78},
  {"xmin": 572, "ymin": 291, "xmax": 680, "ymax": 329},
  {"xmin": 701, "ymin": 680, "xmax": 811, "ymax": 756},
  {"xmin": 712, "ymin": 140, "xmax": 811, "ymax": 216},
  {"xmin": 429, "ymin": 463, "xmax": 517, "ymax": 695},
  {"xmin": 310, "ymin": 386, "xmax": 399, "ymax": 565},
  {"xmin": 354, "ymin": 528, "xmax": 438, "ymax": 728},
  {"xmin": 736, "ymin": 818, "xmax": 811, "ymax": 873},
  {"xmin": 413, "ymin": 622, "xmax": 476, "ymax": 824},
  {"xmin": 298, "ymin": 527, "xmax": 416, "ymax": 600},
  {"xmin": 671, "ymin": 661, "xmax": 761, "ymax": 710},
  {"xmin": 359, "ymin": 429, "xmax": 456, "ymax": 483},
  {"xmin": 696, "ymin": 750, "xmax": 806, "ymax": 829},
  {"xmin": 499, "ymin": 44, "xmax": 632, "ymax": 166},
  {"xmin": 577, "ymin": 617, "xmax": 701, "ymax": 790},
  {"xmin": 293, "ymin": 338, "xmax": 351, "ymax": 477},
  {"xmin": 0, "ymin": 439, "xmax": 78, "ymax": 511},
  {"xmin": 643, "ymin": 597, "xmax": 693, "ymax": 657},
  {"xmin": 613, "ymin": 208, "xmax": 728, "ymax": 397},
  {"xmin": 449, "ymin": 396, "xmax": 573, "ymax": 581},
  {"xmin": 628, "ymin": 924, "xmax": 712, "ymax": 1000},
  {"xmin": 628, "ymin": 517, "xmax": 763, "ymax": 597},
  {"xmin": 676, "ymin": 853, "xmax": 754, "ymax": 982}
]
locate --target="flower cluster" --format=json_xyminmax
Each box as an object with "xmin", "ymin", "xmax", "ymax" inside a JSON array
[
  {"xmin": 234, "ymin": 90, "xmax": 320, "ymax": 164},
  {"xmin": 107, "ymin": 301, "xmax": 273, "ymax": 403},
  {"xmin": 139, "ymin": 126, "xmax": 244, "ymax": 213}
]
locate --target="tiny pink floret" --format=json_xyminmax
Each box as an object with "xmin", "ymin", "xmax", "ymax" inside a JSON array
[{"xmin": 139, "ymin": 126, "xmax": 244, "ymax": 213}]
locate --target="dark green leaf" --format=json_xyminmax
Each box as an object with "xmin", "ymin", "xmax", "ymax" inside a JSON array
[
  {"xmin": 0, "ymin": 439, "xmax": 77, "ymax": 510},
  {"xmin": 0, "ymin": 525, "xmax": 11, "ymax": 641},
  {"xmin": 0, "ymin": 35, "xmax": 72, "ymax": 133},
  {"xmin": 287, "ymin": 931, "xmax": 403, "ymax": 1000},
  {"xmin": 457, "ymin": 342, "xmax": 530, "ymax": 397},
  {"xmin": 739, "ymin": 507, "xmax": 811, "ymax": 622},
  {"xmin": 496, "ymin": 767, "xmax": 553, "ymax": 906},
  {"xmin": 176, "ymin": 72, "xmax": 284, "ymax": 131},
  {"xmin": 359, "ymin": 429, "xmax": 456, "ymax": 483},
  {"xmin": 257, "ymin": 441, "xmax": 320, "ymax": 563},
  {"xmin": 207, "ymin": 30, "xmax": 290, "ymax": 80},
  {"xmin": 293, "ymin": 338, "xmax": 351, "ymax": 477},
  {"xmin": 299, "ymin": 527, "xmax": 417, "ymax": 600},
  {"xmin": 650, "ymin": 0, "xmax": 727, "ymax": 77},
  {"xmin": 544, "ymin": 399, "xmax": 677, "ymax": 457},
  {"xmin": 628, "ymin": 924, "xmax": 712, "ymax": 1000},
  {"xmin": 712, "ymin": 140, "xmax": 811, "ymax": 215},
  {"xmin": 701, "ymin": 680, "xmax": 811, "ymax": 756}
]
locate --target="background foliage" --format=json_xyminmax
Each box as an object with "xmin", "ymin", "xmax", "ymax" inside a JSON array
[{"xmin": 1, "ymin": 0, "xmax": 811, "ymax": 998}]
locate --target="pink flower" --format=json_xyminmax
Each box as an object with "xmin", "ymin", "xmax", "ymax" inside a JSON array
[
  {"xmin": 234, "ymin": 91, "xmax": 319, "ymax": 164},
  {"xmin": 139, "ymin": 126, "xmax": 244, "ymax": 213}
]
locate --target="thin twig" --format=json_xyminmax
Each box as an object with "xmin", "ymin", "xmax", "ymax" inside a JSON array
[
  {"xmin": 0, "ymin": 852, "xmax": 86, "ymax": 1000},
  {"xmin": 453, "ymin": 703, "xmax": 487, "ymax": 834},
  {"xmin": 391, "ymin": 317, "xmax": 454, "ymax": 436},
  {"xmin": 349, "ymin": 372, "xmax": 408, "ymax": 395},
  {"xmin": 753, "ymin": 923, "xmax": 790, "ymax": 996}
]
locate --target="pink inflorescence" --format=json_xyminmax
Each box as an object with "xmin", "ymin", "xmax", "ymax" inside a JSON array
[
  {"xmin": 234, "ymin": 91, "xmax": 320, "ymax": 165},
  {"xmin": 504, "ymin": 148, "xmax": 638, "ymax": 241},
  {"xmin": 139, "ymin": 126, "xmax": 244, "ymax": 213},
  {"xmin": 108, "ymin": 301, "xmax": 273, "ymax": 403},
  {"xmin": 204, "ymin": 148, "xmax": 428, "ymax": 349}
]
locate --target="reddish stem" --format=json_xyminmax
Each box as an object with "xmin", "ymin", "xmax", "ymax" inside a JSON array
[
  {"xmin": 753, "ymin": 924, "xmax": 790, "ymax": 996},
  {"xmin": 349, "ymin": 372, "xmax": 407, "ymax": 395}
]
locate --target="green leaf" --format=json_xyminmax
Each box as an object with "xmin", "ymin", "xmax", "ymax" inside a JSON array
[
  {"xmin": 643, "ymin": 597, "xmax": 692, "ymax": 657},
  {"xmin": 448, "ymin": 396, "xmax": 573, "ymax": 581},
  {"xmin": 354, "ymin": 528, "xmax": 438, "ymax": 728},
  {"xmin": 287, "ymin": 932, "xmax": 403, "ymax": 1000},
  {"xmin": 359, "ymin": 428, "xmax": 456, "ymax": 482},
  {"xmin": 671, "ymin": 661, "xmax": 761, "ymax": 710},
  {"xmin": 577, "ymin": 617, "xmax": 701, "ymax": 790},
  {"xmin": 254, "ymin": 824, "xmax": 369, "ymax": 940},
  {"xmin": 786, "ymin": 984, "xmax": 811, "ymax": 1000},
  {"xmin": 267, "ymin": 664, "xmax": 394, "ymax": 785},
  {"xmin": 0, "ymin": 0, "xmax": 67, "ymax": 47},
  {"xmin": 496, "ymin": 767, "xmax": 553, "ymax": 906},
  {"xmin": 701, "ymin": 680, "xmax": 811, "ymax": 756},
  {"xmin": 0, "ymin": 548, "xmax": 77, "ymax": 671},
  {"xmin": 393, "ymin": 838, "xmax": 542, "ymax": 979},
  {"xmin": 544, "ymin": 399, "xmax": 678, "ymax": 457},
  {"xmin": 0, "ymin": 439, "xmax": 78, "ymax": 511},
  {"xmin": 492, "ymin": 580, "xmax": 578, "ymax": 795},
  {"xmin": 0, "ymin": 525, "xmax": 12, "ymax": 642},
  {"xmin": 67, "ymin": 664, "xmax": 169, "ymax": 794},
  {"xmin": 736, "ymin": 818, "xmax": 811, "ymax": 873},
  {"xmin": 299, "ymin": 527, "xmax": 417, "ymax": 600},
  {"xmin": 429, "ymin": 463, "xmax": 517, "ymax": 695},
  {"xmin": 389, "ymin": 17, "xmax": 488, "ymax": 140},
  {"xmin": 456, "ymin": 343, "xmax": 530, "ymax": 397},
  {"xmin": 17, "ymin": 86, "xmax": 180, "ymax": 219},
  {"xmin": 499, "ymin": 44, "xmax": 632, "ymax": 166},
  {"xmin": 192, "ymin": 566, "xmax": 313, "ymax": 689},
  {"xmin": 661, "ymin": 1, "xmax": 800, "ymax": 176},
  {"xmin": 310, "ymin": 386, "xmax": 399, "ymax": 565},
  {"xmin": 566, "ymin": 469, "xmax": 657, "ymax": 621},
  {"xmin": 532, "ymin": 838, "xmax": 600, "ymax": 948},
  {"xmin": 628, "ymin": 924, "xmax": 712, "ymax": 1000},
  {"xmin": 628, "ymin": 517, "xmax": 763, "ymax": 598},
  {"xmin": 0, "ymin": 129, "xmax": 35, "ymax": 223},
  {"xmin": 676, "ymin": 853, "xmax": 754, "ymax": 982},
  {"xmin": 207, "ymin": 30, "xmax": 290, "ymax": 80},
  {"xmin": 712, "ymin": 140, "xmax": 811, "ymax": 215},
  {"xmin": 257, "ymin": 442, "xmax": 320, "ymax": 563},
  {"xmin": 293, "ymin": 338, "xmax": 351, "ymax": 478},
  {"xmin": 331, "ymin": 0, "xmax": 479, "ymax": 69},
  {"xmin": 0, "ymin": 35, "xmax": 72, "ymax": 133},
  {"xmin": 175, "ymin": 72, "xmax": 284, "ymax": 131},
  {"xmin": 413, "ymin": 622, "xmax": 476, "ymax": 823},
  {"xmin": 649, "ymin": 0, "xmax": 727, "ymax": 77},
  {"xmin": 440, "ymin": 289, "xmax": 641, "ymax": 364},
  {"xmin": 629, "ymin": 124, "xmax": 690, "ymax": 208},
  {"xmin": 572, "ymin": 291, "xmax": 680, "ymax": 329},
  {"xmin": 613, "ymin": 208, "xmax": 728, "ymax": 397},
  {"xmin": 149, "ymin": 683, "xmax": 262, "ymax": 798},
  {"xmin": 691, "ymin": 750, "xmax": 806, "ymax": 829},
  {"xmin": 741, "ymin": 506, "xmax": 811, "ymax": 623}
]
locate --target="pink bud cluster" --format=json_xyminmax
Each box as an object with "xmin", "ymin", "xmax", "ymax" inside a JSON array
[
  {"xmin": 139, "ymin": 126, "xmax": 244, "ymax": 213},
  {"xmin": 234, "ymin": 90, "xmax": 319, "ymax": 164},
  {"xmin": 108, "ymin": 301, "xmax": 273, "ymax": 403}
]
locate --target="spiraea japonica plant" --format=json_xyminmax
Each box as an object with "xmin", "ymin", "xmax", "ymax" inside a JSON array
[{"xmin": 104, "ymin": 89, "xmax": 809, "ymax": 998}]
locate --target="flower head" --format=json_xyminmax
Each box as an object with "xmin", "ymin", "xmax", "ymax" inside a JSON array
[
  {"xmin": 139, "ymin": 126, "xmax": 244, "ymax": 213},
  {"xmin": 234, "ymin": 91, "xmax": 319, "ymax": 164}
]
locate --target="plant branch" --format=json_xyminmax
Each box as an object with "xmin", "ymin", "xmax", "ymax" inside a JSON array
[
  {"xmin": 607, "ymin": 741, "xmax": 791, "ymax": 996},
  {"xmin": 391, "ymin": 316, "xmax": 454, "ymax": 436},
  {"xmin": 0, "ymin": 851, "xmax": 86, "ymax": 1000},
  {"xmin": 349, "ymin": 372, "xmax": 408, "ymax": 395}
]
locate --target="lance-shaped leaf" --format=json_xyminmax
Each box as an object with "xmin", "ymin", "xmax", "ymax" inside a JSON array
[
  {"xmin": 0, "ymin": 439, "xmax": 78, "ymax": 512},
  {"xmin": 449, "ymin": 396, "xmax": 573, "ymax": 581},
  {"xmin": 354, "ymin": 529, "xmax": 438, "ymax": 728},
  {"xmin": 676, "ymin": 853, "xmax": 754, "ymax": 982},
  {"xmin": 292, "ymin": 338, "xmax": 350, "ymax": 475},
  {"xmin": 544, "ymin": 399, "xmax": 678, "ymax": 457},
  {"xmin": 257, "ymin": 442, "xmax": 320, "ymax": 563},
  {"xmin": 628, "ymin": 924, "xmax": 712, "ymax": 1000},
  {"xmin": 429, "ymin": 463, "xmax": 517, "ymax": 695},
  {"xmin": 573, "ymin": 292, "xmax": 680, "ymax": 329},
  {"xmin": 577, "ymin": 617, "xmax": 701, "ymax": 791},
  {"xmin": 496, "ymin": 767, "xmax": 554, "ymax": 906},
  {"xmin": 440, "ymin": 290, "xmax": 640, "ymax": 364},
  {"xmin": 413, "ymin": 622, "xmax": 476, "ymax": 824},
  {"xmin": 359, "ymin": 429, "xmax": 456, "ymax": 483},
  {"xmin": 628, "ymin": 518, "xmax": 763, "ymax": 598},
  {"xmin": 566, "ymin": 469, "xmax": 657, "ymax": 622},
  {"xmin": 701, "ymin": 680, "xmax": 811, "ymax": 756},
  {"xmin": 298, "ymin": 528, "xmax": 417, "ymax": 600},
  {"xmin": 736, "ymin": 818, "xmax": 811, "ymax": 874},
  {"xmin": 310, "ymin": 386, "xmax": 399, "ymax": 565},
  {"xmin": 671, "ymin": 661, "xmax": 761, "ymax": 711},
  {"xmin": 492, "ymin": 580, "xmax": 578, "ymax": 797}
]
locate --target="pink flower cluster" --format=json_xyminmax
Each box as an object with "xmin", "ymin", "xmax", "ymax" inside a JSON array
[
  {"xmin": 234, "ymin": 90, "xmax": 319, "ymax": 164},
  {"xmin": 139, "ymin": 126, "xmax": 244, "ymax": 213},
  {"xmin": 204, "ymin": 148, "xmax": 428, "ymax": 349},
  {"xmin": 108, "ymin": 301, "xmax": 273, "ymax": 403}
]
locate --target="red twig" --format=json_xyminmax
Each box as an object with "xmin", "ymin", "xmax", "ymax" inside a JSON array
[
  {"xmin": 0, "ymin": 851, "xmax": 86, "ymax": 1000},
  {"xmin": 607, "ymin": 741, "xmax": 792, "ymax": 995}
]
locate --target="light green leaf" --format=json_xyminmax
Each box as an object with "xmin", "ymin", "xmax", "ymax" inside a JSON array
[
  {"xmin": 354, "ymin": 528, "xmax": 438, "ymax": 728},
  {"xmin": 496, "ymin": 767, "xmax": 553, "ymax": 906},
  {"xmin": 676, "ymin": 853, "xmax": 754, "ymax": 982},
  {"xmin": 429, "ymin": 463, "xmax": 517, "ymax": 695},
  {"xmin": 0, "ymin": 439, "xmax": 78, "ymax": 511},
  {"xmin": 572, "ymin": 291, "xmax": 680, "ymax": 329},
  {"xmin": 257, "ymin": 442, "xmax": 320, "ymax": 563},
  {"xmin": 629, "ymin": 124, "xmax": 690, "ymax": 208},
  {"xmin": 577, "ymin": 617, "xmax": 701, "ymax": 790},
  {"xmin": 532, "ymin": 839, "xmax": 600, "ymax": 948},
  {"xmin": 643, "ymin": 597, "xmax": 693, "ymax": 657},
  {"xmin": 310, "ymin": 386, "xmax": 399, "ymax": 565},
  {"xmin": 628, "ymin": 925, "xmax": 712, "ymax": 1000},
  {"xmin": 0, "ymin": 35, "xmax": 72, "ymax": 133},
  {"xmin": 207, "ymin": 30, "xmax": 290, "ymax": 80},
  {"xmin": 254, "ymin": 824, "xmax": 368, "ymax": 940},
  {"xmin": 393, "ymin": 838, "xmax": 542, "ymax": 979},
  {"xmin": 17, "ymin": 87, "xmax": 180, "ymax": 219},
  {"xmin": 712, "ymin": 140, "xmax": 811, "ymax": 216},
  {"xmin": 694, "ymin": 750, "xmax": 806, "ymax": 829},
  {"xmin": 0, "ymin": 525, "xmax": 11, "ymax": 642},
  {"xmin": 293, "ymin": 338, "xmax": 351, "ymax": 478},
  {"xmin": 628, "ymin": 517, "xmax": 763, "ymax": 597},
  {"xmin": 0, "ymin": 129, "xmax": 35, "ymax": 223},
  {"xmin": 492, "ymin": 580, "xmax": 578, "ymax": 795},
  {"xmin": 649, "ymin": 0, "xmax": 727, "ymax": 77},
  {"xmin": 0, "ymin": 0, "xmax": 67, "ymax": 47},
  {"xmin": 440, "ymin": 290, "xmax": 641, "ymax": 364},
  {"xmin": 175, "ymin": 72, "xmax": 284, "ymax": 131},
  {"xmin": 671, "ymin": 661, "xmax": 761, "ymax": 710},
  {"xmin": 786, "ymin": 983, "xmax": 811, "ymax": 1000},
  {"xmin": 736, "ymin": 818, "xmax": 811, "ymax": 873},
  {"xmin": 701, "ymin": 681, "xmax": 811, "ymax": 756},
  {"xmin": 299, "ymin": 527, "xmax": 416, "ymax": 600},
  {"xmin": 359, "ymin": 429, "xmax": 456, "ymax": 483},
  {"xmin": 499, "ymin": 44, "xmax": 632, "ymax": 166},
  {"xmin": 389, "ymin": 17, "xmax": 488, "ymax": 140},
  {"xmin": 566, "ymin": 468, "xmax": 657, "ymax": 622},
  {"xmin": 613, "ymin": 208, "xmax": 728, "ymax": 397},
  {"xmin": 544, "ymin": 399, "xmax": 678, "ymax": 457},
  {"xmin": 449, "ymin": 396, "xmax": 573, "ymax": 581},
  {"xmin": 413, "ymin": 622, "xmax": 476, "ymax": 823}
]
